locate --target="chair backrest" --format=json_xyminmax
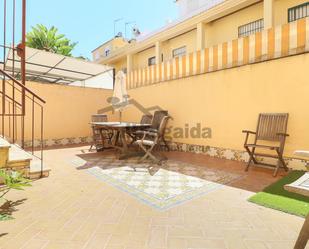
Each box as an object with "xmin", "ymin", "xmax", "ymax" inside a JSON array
[
  {"xmin": 140, "ymin": 114, "xmax": 153, "ymax": 124},
  {"xmin": 157, "ymin": 115, "xmax": 170, "ymax": 138},
  {"xmin": 256, "ymin": 113, "xmax": 289, "ymax": 142},
  {"xmin": 151, "ymin": 110, "xmax": 168, "ymax": 130},
  {"xmin": 91, "ymin": 114, "xmax": 108, "ymax": 123}
]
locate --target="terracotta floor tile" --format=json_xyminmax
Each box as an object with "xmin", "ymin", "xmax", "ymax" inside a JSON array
[
  {"xmin": 0, "ymin": 146, "xmax": 305, "ymax": 249},
  {"xmin": 83, "ymin": 233, "xmax": 111, "ymax": 249},
  {"xmin": 20, "ymin": 239, "xmax": 48, "ymax": 249},
  {"xmin": 147, "ymin": 226, "xmax": 167, "ymax": 248},
  {"xmin": 42, "ymin": 241, "xmax": 85, "ymax": 249},
  {"xmin": 168, "ymin": 225, "xmax": 204, "ymax": 238},
  {"xmin": 167, "ymin": 237, "xmax": 187, "ymax": 249},
  {"xmin": 186, "ymin": 238, "xmax": 227, "ymax": 249}
]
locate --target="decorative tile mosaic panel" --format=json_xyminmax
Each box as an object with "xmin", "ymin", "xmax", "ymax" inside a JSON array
[
  {"xmin": 25, "ymin": 136, "xmax": 93, "ymax": 148},
  {"xmin": 71, "ymin": 156, "xmax": 241, "ymax": 210},
  {"xmin": 27, "ymin": 135, "xmax": 309, "ymax": 170},
  {"xmin": 167, "ymin": 142, "xmax": 309, "ymax": 171}
]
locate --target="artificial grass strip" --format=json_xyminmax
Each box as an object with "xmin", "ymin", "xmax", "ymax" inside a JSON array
[{"xmin": 248, "ymin": 171, "xmax": 309, "ymax": 217}]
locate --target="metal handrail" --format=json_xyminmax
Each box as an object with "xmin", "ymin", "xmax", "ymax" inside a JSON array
[
  {"xmin": 1, "ymin": 0, "xmax": 46, "ymax": 178},
  {"xmin": 2, "ymin": 75, "xmax": 44, "ymax": 107},
  {"xmin": 0, "ymin": 69, "xmax": 46, "ymax": 104}
]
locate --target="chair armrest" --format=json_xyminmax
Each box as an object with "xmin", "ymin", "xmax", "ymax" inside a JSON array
[
  {"xmin": 277, "ymin": 132, "xmax": 289, "ymax": 137},
  {"xmin": 242, "ymin": 130, "xmax": 255, "ymax": 145},
  {"xmin": 146, "ymin": 128, "xmax": 158, "ymax": 133},
  {"xmin": 135, "ymin": 130, "xmax": 146, "ymax": 135},
  {"xmin": 242, "ymin": 130, "xmax": 256, "ymax": 134},
  {"xmin": 142, "ymin": 131, "xmax": 158, "ymax": 137}
]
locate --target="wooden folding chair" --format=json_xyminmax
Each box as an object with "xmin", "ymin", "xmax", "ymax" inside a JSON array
[
  {"xmin": 89, "ymin": 114, "xmax": 113, "ymax": 151},
  {"xmin": 242, "ymin": 113, "xmax": 289, "ymax": 177},
  {"xmin": 140, "ymin": 114, "xmax": 153, "ymax": 125},
  {"xmin": 136, "ymin": 115, "xmax": 170, "ymax": 164},
  {"xmin": 149, "ymin": 110, "xmax": 170, "ymax": 151},
  {"xmin": 127, "ymin": 114, "xmax": 153, "ymax": 144}
]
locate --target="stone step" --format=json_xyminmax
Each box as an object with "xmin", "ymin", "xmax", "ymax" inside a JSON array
[
  {"xmin": 0, "ymin": 138, "xmax": 10, "ymax": 168},
  {"xmin": 29, "ymin": 159, "xmax": 51, "ymax": 179},
  {"xmin": 0, "ymin": 137, "xmax": 10, "ymax": 147},
  {"xmin": 6, "ymin": 144, "xmax": 32, "ymax": 172},
  {"xmin": 0, "ymin": 137, "xmax": 50, "ymax": 179}
]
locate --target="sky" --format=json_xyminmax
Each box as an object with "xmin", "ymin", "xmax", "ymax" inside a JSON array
[{"xmin": 23, "ymin": 0, "xmax": 178, "ymax": 58}]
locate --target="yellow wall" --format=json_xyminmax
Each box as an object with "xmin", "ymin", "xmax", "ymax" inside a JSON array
[
  {"xmin": 205, "ymin": 2, "xmax": 263, "ymax": 47},
  {"xmin": 25, "ymin": 82, "xmax": 115, "ymax": 140},
  {"xmin": 103, "ymin": 1, "xmax": 309, "ymax": 74},
  {"xmin": 133, "ymin": 46, "xmax": 156, "ymax": 69},
  {"xmin": 162, "ymin": 29, "xmax": 197, "ymax": 61},
  {"xmin": 274, "ymin": 0, "xmax": 308, "ymax": 26},
  {"xmin": 122, "ymin": 53, "xmax": 309, "ymax": 162},
  {"xmin": 93, "ymin": 37, "xmax": 128, "ymax": 61},
  {"xmin": 111, "ymin": 29, "xmax": 198, "ymax": 71},
  {"xmin": 113, "ymin": 58, "xmax": 127, "ymax": 73}
]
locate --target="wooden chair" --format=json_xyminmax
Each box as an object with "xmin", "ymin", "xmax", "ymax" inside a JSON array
[
  {"xmin": 148, "ymin": 110, "xmax": 170, "ymax": 151},
  {"xmin": 242, "ymin": 113, "xmax": 289, "ymax": 176},
  {"xmin": 136, "ymin": 115, "xmax": 170, "ymax": 164},
  {"xmin": 128, "ymin": 114, "xmax": 153, "ymax": 144},
  {"xmin": 140, "ymin": 114, "xmax": 153, "ymax": 124},
  {"xmin": 90, "ymin": 114, "xmax": 113, "ymax": 151}
]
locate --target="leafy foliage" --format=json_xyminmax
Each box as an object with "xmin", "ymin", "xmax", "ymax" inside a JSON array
[
  {"xmin": 26, "ymin": 24, "xmax": 77, "ymax": 56},
  {"xmin": 0, "ymin": 170, "xmax": 31, "ymax": 221},
  {"xmin": 0, "ymin": 214, "xmax": 13, "ymax": 221}
]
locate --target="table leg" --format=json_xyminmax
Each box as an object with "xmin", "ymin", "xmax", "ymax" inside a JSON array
[
  {"xmin": 120, "ymin": 128, "xmax": 128, "ymax": 153},
  {"xmin": 94, "ymin": 128, "xmax": 104, "ymax": 152},
  {"xmin": 113, "ymin": 131, "xmax": 120, "ymax": 146},
  {"xmin": 294, "ymin": 213, "xmax": 309, "ymax": 249}
]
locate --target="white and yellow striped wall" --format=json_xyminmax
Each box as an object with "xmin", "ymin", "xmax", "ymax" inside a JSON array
[{"xmin": 126, "ymin": 17, "xmax": 309, "ymax": 89}]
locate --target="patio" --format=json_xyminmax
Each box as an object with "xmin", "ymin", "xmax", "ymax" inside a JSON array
[
  {"xmin": 1, "ymin": 1, "xmax": 309, "ymax": 248},
  {"xmin": 0, "ymin": 145, "xmax": 307, "ymax": 249}
]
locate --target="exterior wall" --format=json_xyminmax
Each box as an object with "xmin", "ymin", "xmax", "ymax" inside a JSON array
[
  {"xmin": 92, "ymin": 37, "xmax": 128, "ymax": 62},
  {"xmin": 113, "ymin": 58, "xmax": 127, "ymax": 73},
  {"xmin": 122, "ymin": 17, "xmax": 309, "ymax": 169},
  {"xmin": 25, "ymin": 82, "xmax": 115, "ymax": 146},
  {"xmin": 133, "ymin": 47, "xmax": 156, "ymax": 69},
  {"xmin": 126, "ymin": 17, "xmax": 309, "ymax": 88},
  {"xmin": 205, "ymin": 2, "xmax": 263, "ymax": 47},
  {"xmin": 123, "ymin": 52, "xmax": 309, "ymax": 169},
  {"xmin": 176, "ymin": 0, "xmax": 224, "ymax": 17},
  {"xmin": 274, "ymin": 0, "xmax": 308, "ymax": 26},
  {"xmin": 99, "ymin": 0, "xmax": 309, "ymax": 76},
  {"xmin": 162, "ymin": 29, "xmax": 197, "ymax": 61}
]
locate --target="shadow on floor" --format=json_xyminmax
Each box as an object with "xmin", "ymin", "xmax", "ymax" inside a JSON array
[
  {"xmin": 70, "ymin": 148, "xmax": 287, "ymax": 193},
  {"xmin": 0, "ymin": 198, "xmax": 27, "ymax": 217},
  {"xmin": 73, "ymin": 149, "xmax": 243, "ymax": 189}
]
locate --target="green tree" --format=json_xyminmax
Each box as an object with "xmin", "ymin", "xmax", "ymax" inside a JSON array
[{"xmin": 26, "ymin": 24, "xmax": 77, "ymax": 56}]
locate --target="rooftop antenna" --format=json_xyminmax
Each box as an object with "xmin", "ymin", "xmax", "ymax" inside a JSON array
[
  {"xmin": 132, "ymin": 26, "xmax": 141, "ymax": 38},
  {"xmin": 113, "ymin": 18, "xmax": 123, "ymax": 36},
  {"xmin": 125, "ymin": 21, "xmax": 136, "ymax": 39}
]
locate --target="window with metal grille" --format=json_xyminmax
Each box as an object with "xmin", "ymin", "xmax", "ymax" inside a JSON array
[
  {"xmin": 172, "ymin": 46, "xmax": 186, "ymax": 58},
  {"xmin": 148, "ymin": 56, "xmax": 156, "ymax": 66},
  {"xmin": 238, "ymin": 19, "xmax": 264, "ymax": 38},
  {"xmin": 288, "ymin": 2, "xmax": 309, "ymax": 22}
]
